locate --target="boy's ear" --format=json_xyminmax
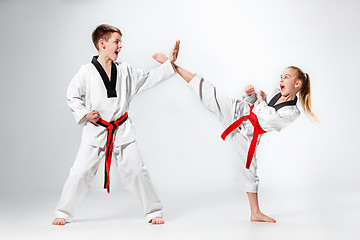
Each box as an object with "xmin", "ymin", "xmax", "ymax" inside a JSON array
[{"xmin": 99, "ymin": 39, "xmax": 105, "ymax": 49}]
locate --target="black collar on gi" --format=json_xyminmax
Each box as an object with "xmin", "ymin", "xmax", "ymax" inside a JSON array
[
  {"xmin": 91, "ymin": 56, "xmax": 117, "ymax": 98},
  {"xmin": 268, "ymin": 92, "xmax": 297, "ymax": 111}
]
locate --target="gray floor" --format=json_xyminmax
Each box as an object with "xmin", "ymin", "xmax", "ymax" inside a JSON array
[{"xmin": 1, "ymin": 188, "xmax": 359, "ymax": 240}]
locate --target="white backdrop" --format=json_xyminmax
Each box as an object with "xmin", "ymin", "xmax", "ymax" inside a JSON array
[{"xmin": 0, "ymin": 0, "xmax": 359, "ymax": 206}]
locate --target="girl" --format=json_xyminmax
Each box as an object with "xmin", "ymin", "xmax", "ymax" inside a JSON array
[{"xmin": 153, "ymin": 53, "xmax": 317, "ymax": 223}]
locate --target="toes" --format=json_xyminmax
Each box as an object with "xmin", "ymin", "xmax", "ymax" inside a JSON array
[
  {"xmin": 250, "ymin": 214, "xmax": 276, "ymax": 223},
  {"xmin": 52, "ymin": 218, "xmax": 65, "ymax": 225},
  {"xmin": 266, "ymin": 217, "xmax": 276, "ymax": 223},
  {"xmin": 150, "ymin": 217, "xmax": 164, "ymax": 225}
]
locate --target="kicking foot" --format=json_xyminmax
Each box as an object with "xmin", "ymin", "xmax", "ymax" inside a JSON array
[
  {"xmin": 250, "ymin": 212, "xmax": 276, "ymax": 223},
  {"xmin": 149, "ymin": 217, "xmax": 165, "ymax": 225},
  {"xmin": 152, "ymin": 53, "xmax": 168, "ymax": 64},
  {"xmin": 52, "ymin": 218, "xmax": 66, "ymax": 225}
]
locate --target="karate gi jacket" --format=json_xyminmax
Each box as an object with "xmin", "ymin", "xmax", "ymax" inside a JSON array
[{"xmin": 67, "ymin": 59, "xmax": 176, "ymax": 148}]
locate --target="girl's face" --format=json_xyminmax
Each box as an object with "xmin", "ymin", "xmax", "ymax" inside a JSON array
[{"xmin": 280, "ymin": 68, "xmax": 302, "ymax": 97}]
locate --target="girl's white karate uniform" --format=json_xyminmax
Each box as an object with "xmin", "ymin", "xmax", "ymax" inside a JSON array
[
  {"xmin": 55, "ymin": 59, "xmax": 176, "ymax": 222},
  {"xmin": 189, "ymin": 75, "xmax": 300, "ymax": 193}
]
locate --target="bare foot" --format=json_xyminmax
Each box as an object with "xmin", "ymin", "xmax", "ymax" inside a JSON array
[
  {"xmin": 149, "ymin": 217, "xmax": 165, "ymax": 225},
  {"xmin": 250, "ymin": 212, "xmax": 276, "ymax": 223},
  {"xmin": 52, "ymin": 218, "xmax": 66, "ymax": 225},
  {"xmin": 152, "ymin": 53, "xmax": 168, "ymax": 64}
]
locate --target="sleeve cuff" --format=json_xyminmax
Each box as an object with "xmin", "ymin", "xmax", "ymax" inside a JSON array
[
  {"xmin": 76, "ymin": 109, "xmax": 90, "ymax": 124},
  {"xmin": 188, "ymin": 74, "xmax": 203, "ymax": 88},
  {"xmin": 252, "ymin": 101, "xmax": 268, "ymax": 115},
  {"xmin": 243, "ymin": 92, "xmax": 257, "ymax": 103},
  {"xmin": 162, "ymin": 59, "xmax": 177, "ymax": 76}
]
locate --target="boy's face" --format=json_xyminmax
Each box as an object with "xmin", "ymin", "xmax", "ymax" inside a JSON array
[{"xmin": 100, "ymin": 32, "xmax": 122, "ymax": 61}]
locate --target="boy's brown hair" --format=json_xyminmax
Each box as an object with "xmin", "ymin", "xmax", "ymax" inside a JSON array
[{"xmin": 92, "ymin": 24, "xmax": 122, "ymax": 51}]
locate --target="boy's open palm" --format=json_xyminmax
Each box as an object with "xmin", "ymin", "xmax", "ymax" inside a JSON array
[
  {"xmin": 153, "ymin": 40, "xmax": 180, "ymax": 64},
  {"xmin": 169, "ymin": 40, "xmax": 180, "ymax": 63}
]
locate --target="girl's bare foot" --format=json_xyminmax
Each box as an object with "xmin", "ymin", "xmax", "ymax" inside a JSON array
[
  {"xmin": 149, "ymin": 217, "xmax": 165, "ymax": 225},
  {"xmin": 152, "ymin": 53, "xmax": 168, "ymax": 64},
  {"xmin": 52, "ymin": 218, "xmax": 66, "ymax": 225},
  {"xmin": 250, "ymin": 212, "xmax": 276, "ymax": 223}
]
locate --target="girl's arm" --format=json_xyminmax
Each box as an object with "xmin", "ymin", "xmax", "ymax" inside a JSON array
[
  {"xmin": 252, "ymin": 88, "xmax": 300, "ymax": 132},
  {"xmin": 253, "ymin": 101, "xmax": 300, "ymax": 132}
]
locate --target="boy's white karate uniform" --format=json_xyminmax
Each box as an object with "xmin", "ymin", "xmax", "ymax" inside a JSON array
[
  {"xmin": 55, "ymin": 59, "xmax": 176, "ymax": 222},
  {"xmin": 189, "ymin": 75, "xmax": 300, "ymax": 193}
]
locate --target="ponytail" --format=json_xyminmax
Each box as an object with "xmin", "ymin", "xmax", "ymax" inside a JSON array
[{"xmin": 288, "ymin": 66, "xmax": 319, "ymax": 122}]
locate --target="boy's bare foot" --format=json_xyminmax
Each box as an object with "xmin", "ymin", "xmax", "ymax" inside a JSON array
[
  {"xmin": 250, "ymin": 212, "xmax": 276, "ymax": 223},
  {"xmin": 52, "ymin": 218, "xmax": 66, "ymax": 225},
  {"xmin": 149, "ymin": 217, "xmax": 165, "ymax": 225}
]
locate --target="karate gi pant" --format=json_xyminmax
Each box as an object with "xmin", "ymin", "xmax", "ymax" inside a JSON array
[
  {"xmin": 230, "ymin": 133, "xmax": 260, "ymax": 193},
  {"xmin": 54, "ymin": 140, "xmax": 163, "ymax": 222}
]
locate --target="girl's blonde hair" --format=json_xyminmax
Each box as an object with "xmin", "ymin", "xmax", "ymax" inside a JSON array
[{"xmin": 287, "ymin": 66, "xmax": 319, "ymax": 122}]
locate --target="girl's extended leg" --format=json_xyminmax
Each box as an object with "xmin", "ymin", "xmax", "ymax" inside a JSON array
[{"xmin": 247, "ymin": 192, "xmax": 276, "ymax": 223}]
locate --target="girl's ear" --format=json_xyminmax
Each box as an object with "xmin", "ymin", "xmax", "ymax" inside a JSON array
[{"xmin": 295, "ymin": 80, "xmax": 302, "ymax": 89}]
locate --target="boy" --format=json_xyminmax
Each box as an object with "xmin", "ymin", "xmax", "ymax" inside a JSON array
[{"xmin": 52, "ymin": 24, "xmax": 179, "ymax": 225}]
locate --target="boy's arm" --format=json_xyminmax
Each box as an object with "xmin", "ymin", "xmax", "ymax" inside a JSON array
[
  {"xmin": 153, "ymin": 53, "xmax": 236, "ymax": 123},
  {"xmin": 67, "ymin": 66, "xmax": 96, "ymax": 124},
  {"xmin": 127, "ymin": 60, "xmax": 175, "ymax": 96},
  {"xmin": 128, "ymin": 41, "xmax": 179, "ymax": 96}
]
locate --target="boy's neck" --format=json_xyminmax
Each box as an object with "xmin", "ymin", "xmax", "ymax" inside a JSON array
[{"xmin": 97, "ymin": 54, "xmax": 113, "ymax": 69}]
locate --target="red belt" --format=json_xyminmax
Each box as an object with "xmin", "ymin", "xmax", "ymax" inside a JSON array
[
  {"xmin": 221, "ymin": 105, "xmax": 266, "ymax": 169},
  {"xmin": 97, "ymin": 112, "xmax": 128, "ymax": 193}
]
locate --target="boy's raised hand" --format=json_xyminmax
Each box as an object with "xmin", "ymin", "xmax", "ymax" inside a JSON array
[
  {"xmin": 169, "ymin": 40, "xmax": 180, "ymax": 63},
  {"xmin": 152, "ymin": 40, "xmax": 180, "ymax": 64}
]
